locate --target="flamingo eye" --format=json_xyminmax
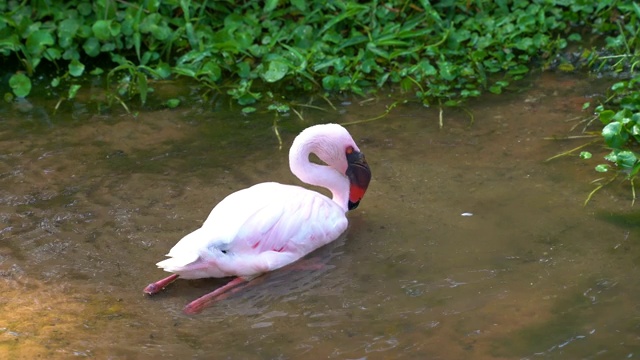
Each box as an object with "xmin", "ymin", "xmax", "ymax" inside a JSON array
[{"xmin": 345, "ymin": 146, "xmax": 354, "ymax": 155}]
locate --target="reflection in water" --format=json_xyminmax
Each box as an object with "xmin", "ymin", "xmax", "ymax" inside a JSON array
[{"xmin": 1, "ymin": 73, "xmax": 640, "ymax": 358}]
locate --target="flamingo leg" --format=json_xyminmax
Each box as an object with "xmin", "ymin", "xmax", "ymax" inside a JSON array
[
  {"xmin": 144, "ymin": 274, "xmax": 179, "ymax": 295},
  {"xmin": 183, "ymin": 276, "xmax": 259, "ymax": 314},
  {"xmin": 183, "ymin": 257, "xmax": 327, "ymax": 314}
]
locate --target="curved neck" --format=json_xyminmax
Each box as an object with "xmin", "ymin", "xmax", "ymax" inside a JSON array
[{"xmin": 289, "ymin": 138, "xmax": 349, "ymax": 212}]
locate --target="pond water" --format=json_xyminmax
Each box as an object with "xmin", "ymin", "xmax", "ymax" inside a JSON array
[{"xmin": 1, "ymin": 73, "xmax": 639, "ymax": 359}]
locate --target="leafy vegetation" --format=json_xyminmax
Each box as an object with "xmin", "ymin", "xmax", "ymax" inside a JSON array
[
  {"xmin": 579, "ymin": 72, "xmax": 640, "ymax": 205},
  {"xmin": 0, "ymin": 0, "xmax": 634, "ymax": 111},
  {"xmin": 551, "ymin": 1, "xmax": 640, "ymax": 205}
]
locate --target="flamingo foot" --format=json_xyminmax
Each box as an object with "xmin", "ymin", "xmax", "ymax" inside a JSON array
[
  {"xmin": 144, "ymin": 274, "xmax": 179, "ymax": 295},
  {"xmin": 183, "ymin": 277, "xmax": 255, "ymax": 315}
]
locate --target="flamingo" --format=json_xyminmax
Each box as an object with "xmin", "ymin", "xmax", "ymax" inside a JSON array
[{"xmin": 144, "ymin": 123, "xmax": 371, "ymax": 314}]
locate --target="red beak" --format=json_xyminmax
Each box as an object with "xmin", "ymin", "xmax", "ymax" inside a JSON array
[{"xmin": 346, "ymin": 150, "xmax": 371, "ymax": 210}]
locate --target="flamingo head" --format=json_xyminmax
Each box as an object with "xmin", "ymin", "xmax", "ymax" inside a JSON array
[{"xmin": 290, "ymin": 123, "xmax": 372, "ymax": 211}]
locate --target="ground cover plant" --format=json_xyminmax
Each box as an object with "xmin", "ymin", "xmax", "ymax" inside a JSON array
[
  {"xmin": 1, "ymin": 0, "xmax": 639, "ymax": 202},
  {"xmin": 0, "ymin": 0, "xmax": 628, "ymax": 109}
]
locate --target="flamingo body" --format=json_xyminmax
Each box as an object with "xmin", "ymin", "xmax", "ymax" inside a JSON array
[
  {"xmin": 145, "ymin": 123, "xmax": 371, "ymax": 312},
  {"xmin": 157, "ymin": 182, "xmax": 348, "ymax": 279}
]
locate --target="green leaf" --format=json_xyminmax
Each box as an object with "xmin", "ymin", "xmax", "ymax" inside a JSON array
[
  {"xmin": 568, "ymin": 33, "xmax": 582, "ymax": 42},
  {"xmin": 261, "ymin": 60, "xmax": 289, "ymax": 83},
  {"xmin": 0, "ymin": 34, "xmax": 20, "ymax": 54},
  {"xmin": 242, "ymin": 106, "xmax": 257, "ymax": 114},
  {"xmin": 614, "ymin": 150, "xmax": 638, "ymax": 169},
  {"xmin": 291, "ymin": 0, "xmax": 307, "ymax": 11},
  {"xmin": 595, "ymin": 164, "xmax": 609, "ymax": 172},
  {"xmin": 322, "ymin": 75, "xmax": 351, "ymax": 91},
  {"xmin": 602, "ymin": 121, "xmax": 628, "ymax": 148},
  {"xmin": 141, "ymin": 51, "xmax": 159, "ymax": 65},
  {"xmin": 558, "ymin": 63, "xmax": 574, "ymax": 72},
  {"xmin": 489, "ymin": 81, "xmax": 509, "ymax": 94},
  {"xmin": 137, "ymin": 72, "xmax": 148, "ymax": 105},
  {"xmin": 92, "ymin": 20, "xmax": 112, "ymax": 41},
  {"xmin": 579, "ymin": 151, "xmax": 592, "ymax": 159},
  {"xmin": 507, "ymin": 64, "xmax": 529, "ymax": 75},
  {"xmin": 151, "ymin": 25, "xmax": 171, "ymax": 41},
  {"xmin": 399, "ymin": 77, "xmax": 414, "ymax": 92},
  {"xmin": 199, "ymin": 61, "xmax": 222, "ymax": 81},
  {"xmin": 236, "ymin": 61, "xmax": 252, "ymax": 79},
  {"xmin": 268, "ymin": 103, "xmax": 290, "ymax": 113},
  {"xmin": 69, "ymin": 59, "xmax": 85, "ymax": 77},
  {"xmin": 461, "ymin": 89, "xmax": 480, "ymax": 98},
  {"xmin": 173, "ymin": 66, "xmax": 197, "ymax": 77},
  {"xmin": 77, "ymin": 3, "xmax": 92, "ymax": 16},
  {"xmin": 556, "ymin": 38, "xmax": 567, "ymax": 49},
  {"xmin": 109, "ymin": 21, "xmax": 121, "ymax": 37},
  {"xmin": 44, "ymin": 47, "xmax": 62, "ymax": 61},
  {"xmin": 146, "ymin": 0, "xmax": 161, "ymax": 12},
  {"xmin": 236, "ymin": 93, "xmax": 260, "ymax": 106},
  {"xmin": 58, "ymin": 18, "xmax": 80, "ymax": 48},
  {"xmin": 9, "ymin": 73, "xmax": 32, "ymax": 97},
  {"xmin": 633, "ymin": 2, "xmax": 640, "ymax": 18},
  {"xmin": 68, "ymin": 84, "xmax": 81, "ymax": 100},
  {"xmin": 630, "ymin": 163, "xmax": 640, "ymax": 178},
  {"xmin": 26, "ymin": 30, "xmax": 54, "ymax": 56},
  {"xmin": 470, "ymin": 50, "xmax": 487, "ymax": 63},
  {"xmin": 62, "ymin": 48, "xmax": 80, "ymax": 61},
  {"xmin": 133, "ymin": 31, "xmax": 142, "ymax": 60},
  {"xmin": 598, "ymin": 110, "xmax": 615, "ymax": 124},
  {"xmin": 83, "ymin": 37, "xmax": 100, "ymax": 57},
  {"xmin": 437, "ymin": 61, "xmax": 456, "ymax": 81},
  {"xmin": 489, "ymin": 86, "xmax": 502, "ymax": 94},
  {"xmin": 366, "ymin": 43, "xmax": 390, "ymax": 59},
  {"xmin": 611, "ymin": 81, "xmax": 626, "ymax": 91},
  {"xmin": 514, "ymin": 37, "xmax": 533, "ymax": 51},
  {"xmin": 184, "ymin": 23, "xmax": 198, "ymax": 49},
  {"xmin": 154, "ymin": 62, "xmax": 171, "ymax": 79},
  {"xmin": 319, "ymin": 5, "xmax": 368, "ymax": 35},
  {"xmin": 264, "ymin": 0, "xmax": 278, "ymax": 13},
  {"xmin": 101, "ymin": 42, "xmax": 116, "ymax": 52},
  {"xmin": 166, "ymin": 98, "xmax": 180, "ymax": 108}
]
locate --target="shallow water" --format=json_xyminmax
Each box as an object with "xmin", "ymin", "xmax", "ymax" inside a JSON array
[{"xmin": 1, "ymin": 73, "xmax": 639, "ymax": 359}]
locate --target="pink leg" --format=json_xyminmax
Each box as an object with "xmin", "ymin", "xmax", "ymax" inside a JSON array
[
  {"xmin": 181, "ymin": 258, "xmax": 326, "ymax": 313},
  {"xmin": 183, "ymin": 277, "xmax": 253, "ymax": 315},
  {"xmin": 144, "ymin": 274, "xmax": 179, "ymax": 295}
]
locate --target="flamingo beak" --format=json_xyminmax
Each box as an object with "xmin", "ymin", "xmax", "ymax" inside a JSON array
[{"xmin": 346, "ymin": 150, "xmax": 371, "ymax": 210}]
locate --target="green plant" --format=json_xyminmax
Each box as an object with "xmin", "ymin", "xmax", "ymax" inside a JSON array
[
  {"xmin": 580, "ymin": 75, "xmax": 640, "ymax": 205},
  {"xmin": 528, "ymin": 0, "xmax": 640, "ymax": 206},
  {"xmin": 0, "ymin": 0, "xmax": 631, "ymax": 114}
]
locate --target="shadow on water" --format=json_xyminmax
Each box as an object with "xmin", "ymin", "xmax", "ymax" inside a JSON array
[{"xmin": 1, "ymin": 72, "xmax": 640, "ymax": 359}]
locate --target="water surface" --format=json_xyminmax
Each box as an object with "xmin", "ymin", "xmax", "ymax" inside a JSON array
[{"xmin": 1, "ymin": 73, "xmax": 639, "ymax": 359}]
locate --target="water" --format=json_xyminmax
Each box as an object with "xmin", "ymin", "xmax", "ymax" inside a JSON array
[{"xmin": 1, "ymin": 73, "xmax": 639, "ymax": 359}]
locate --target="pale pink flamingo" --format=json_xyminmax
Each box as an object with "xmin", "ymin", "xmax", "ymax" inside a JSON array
[{"xmin": 144, "ymin": 123, "xmax": 371, "ymax": 314}]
